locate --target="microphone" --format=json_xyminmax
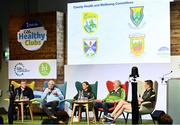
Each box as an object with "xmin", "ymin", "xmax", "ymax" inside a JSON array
[
  {"xmin": 129, "ymin": 66, "xmax": 139, "ymax": 78},
  {"xmin": 161, "ymin": 71, "xmax": 173, "ymax": 84},
  {"xmin": 163, "ymin": 70, "xmax": 173, "ymax": 77},
  {"xmin": 48, "ymin": 89, "xmax": 53, "ymax": 95}
]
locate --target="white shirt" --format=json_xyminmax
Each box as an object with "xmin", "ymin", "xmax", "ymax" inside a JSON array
[{"xmin": 41, "ymin": 87, "xmax": 64, "ymax": 103}]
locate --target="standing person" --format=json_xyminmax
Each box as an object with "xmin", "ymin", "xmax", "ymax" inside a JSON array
[
  {"xmin": 104, "ymin": 80, "xmax": 155, "ymax": 122},
  {"xmin": 8, "ymin": 80, "xmax": 34, "ymax": 124},
  {"xmin": 94, "ymin": 80, "xmax": 125, "ymax": 121},
  {"xmin": 0, "ymin": 115, "xmax": 3, "ymax": 124},
  {"xmin": 8, "ymin": 83, "xmax": 15, "ymax": 124},
  {"xmin": 41, "ymin": 80, "xmax": 64, "ymax": 119}
]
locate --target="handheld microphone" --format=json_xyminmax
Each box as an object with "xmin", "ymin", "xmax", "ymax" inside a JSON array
[{"xmin": 48, "ymin": 89, "xmax": 53, "ymax": 95}]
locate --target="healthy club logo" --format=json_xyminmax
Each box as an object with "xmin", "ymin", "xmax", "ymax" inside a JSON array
[
  {"xmin": 14, "ymin": 63, "xmax": 30, "ymax": 76},
  {"xmin": 39, "ymin": 62, "xmax": 51, "ymax": 76},
  {"xmin": 17, "ymin": 19, "xmax": 47, "ymax": 51}
]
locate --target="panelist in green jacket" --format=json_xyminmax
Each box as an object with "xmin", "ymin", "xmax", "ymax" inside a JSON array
[{"xmin": 94, "ymin": 80, "xmax": 125, "ymax": 121}]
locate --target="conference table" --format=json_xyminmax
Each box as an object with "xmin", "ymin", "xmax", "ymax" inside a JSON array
[
  {"xmin": 14, "ymin": 99, "xmax": 33, "ymax": 122},
  {"xmin": 70, "ymin": 99, "xmax": 96, "ymax": 125}
]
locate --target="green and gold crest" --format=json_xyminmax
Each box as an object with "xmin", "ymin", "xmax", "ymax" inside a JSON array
[{"xmin": 82, "ymin": 12, "xmax": 98, "ymax": 34}]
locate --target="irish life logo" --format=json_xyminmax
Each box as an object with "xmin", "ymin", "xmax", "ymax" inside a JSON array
[
  {"xmin": 17, "ymin": 20, "xmax": 47, "ymax": 51},
  {"xmin": 39, "ymin": 62, "xmax": 51, "ymax": 76},
  {"xmin": 14, "ymin": 63, "xmax": 30, "ymax": 77}
]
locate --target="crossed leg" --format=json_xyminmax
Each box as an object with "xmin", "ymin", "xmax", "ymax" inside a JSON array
[
  {"xmin": 111, "ymin": 100, "xmax": 129, "ymax": 117},
  {"xmin": 113, "ymin": 102, "xmax": 131, "ymax": 120}
]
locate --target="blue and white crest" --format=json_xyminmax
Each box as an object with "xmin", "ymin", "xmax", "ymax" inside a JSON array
[{"xmin": 83, "ymin": 39, "xmax": 97, "ymax": 57}]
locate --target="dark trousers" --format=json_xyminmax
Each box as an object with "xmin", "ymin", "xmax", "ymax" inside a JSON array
[
  {"xmin": 94, "ymin": 102, "xmax": 114, "ymax": 121},
  {"xmin": 42, "ymin": 101, "xmax": 59, "ymax": 117},
  {"xmin": 8, "ymin": 98, "xmax": 14, "ymax": 124}
]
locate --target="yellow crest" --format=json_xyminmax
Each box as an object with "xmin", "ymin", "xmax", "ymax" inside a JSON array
[{"xmin": 82, "ymin": 12, "xmax": 98, "ymax": 34}]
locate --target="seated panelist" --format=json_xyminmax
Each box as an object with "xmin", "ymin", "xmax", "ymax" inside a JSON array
[
  {"xmin": 14, "ymin": 80, "xmax": 34, "ymax": 100},
  {"xmin": 94, "ymin": 80, "xmax": 125, "ymax": 121},
  {"xmin": 73, "ymin": 81, "xmax": 94, "ymax": 116},
  {"xmin": 41, "ymin": 80, "xmax": 64, "ymax": 119},
  {"xmin": 73, "ymin": 81, "xmax": 94, "ymax": 100}
]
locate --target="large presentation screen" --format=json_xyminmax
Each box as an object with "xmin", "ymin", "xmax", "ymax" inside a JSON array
[{"xmin": 67, "ymin": 0, "xmax": 170, "ymax": 65}]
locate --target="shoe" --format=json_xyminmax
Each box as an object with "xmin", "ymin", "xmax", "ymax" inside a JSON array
[
  {"xmin": 104, "ymin": 120, "xmax": 115, "ymax": 125},
  {"xmin": 104, "ymin": 114, "xmax": 114, "ymax": 121},
  {"xmin": 107, "ymin": 120, "xmax": 115, "ymax": 125},
  {"xmin": 50, "ymin": 115, "xmax": 57, "ymax": 119}
]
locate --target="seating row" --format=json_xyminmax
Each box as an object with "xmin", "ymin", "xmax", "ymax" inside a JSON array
[{"xmin": 9, "ymin": 80, "xmax": 158, "ymax": 123}]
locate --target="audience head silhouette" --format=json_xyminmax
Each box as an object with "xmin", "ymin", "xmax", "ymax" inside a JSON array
[{"xmin": 158, "ymin": 113, "xmax": 173, "ymax": 124}]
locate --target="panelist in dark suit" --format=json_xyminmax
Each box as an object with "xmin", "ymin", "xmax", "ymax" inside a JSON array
[{"xmin": 14, "ymin": 80, "xmax": 34, "ymax": 100}]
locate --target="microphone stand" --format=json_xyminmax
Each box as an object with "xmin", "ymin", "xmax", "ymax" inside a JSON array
[
  {"xmin": 130, "ymin": 77, "xmax": 139, "ymax": 124},
  {"xmin": 161, "ymin": 76, "xmax": 165, "ymax": 84},
  {"xmin": 8, "ymin": 84, "xmax": 15, "ymax": 124},
  {"xmin": 161, "ymin": 71, "xmax": 173, "ymax": 84},
  {"xmin": 129, "ymin": 66, "xmax": 139, "ymax": 124}
]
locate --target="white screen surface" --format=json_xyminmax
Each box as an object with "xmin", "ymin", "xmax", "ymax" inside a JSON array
[{"xmin": 67, "ymin": 0, "xmax": 170, "ymax": 65}]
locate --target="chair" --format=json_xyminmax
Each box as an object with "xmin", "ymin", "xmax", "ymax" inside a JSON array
[
  {"xmin": 124, "ymin": 81, "xmax": 158, "ymax": 124},
  {"xmin": 11, "ymin": 81, "xmax": 35, "ymax": 90},
  {"xmin": 38, "ymin": 81, "xmax": 67, "ymax": 109},
  {"xmin": 97, "ymin": 80, "xmax": 129, "ymax": 119},
  {"xmin": 75, "ymin": 81, "xmax": 98, "ymax": 99},
  {"xmin": 55, "ymin": 82, "xmax": 67, "ymax": 110},
  {"xmin": 32, "ymin": 81, "xmax": 67, "ymax": 119}
]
